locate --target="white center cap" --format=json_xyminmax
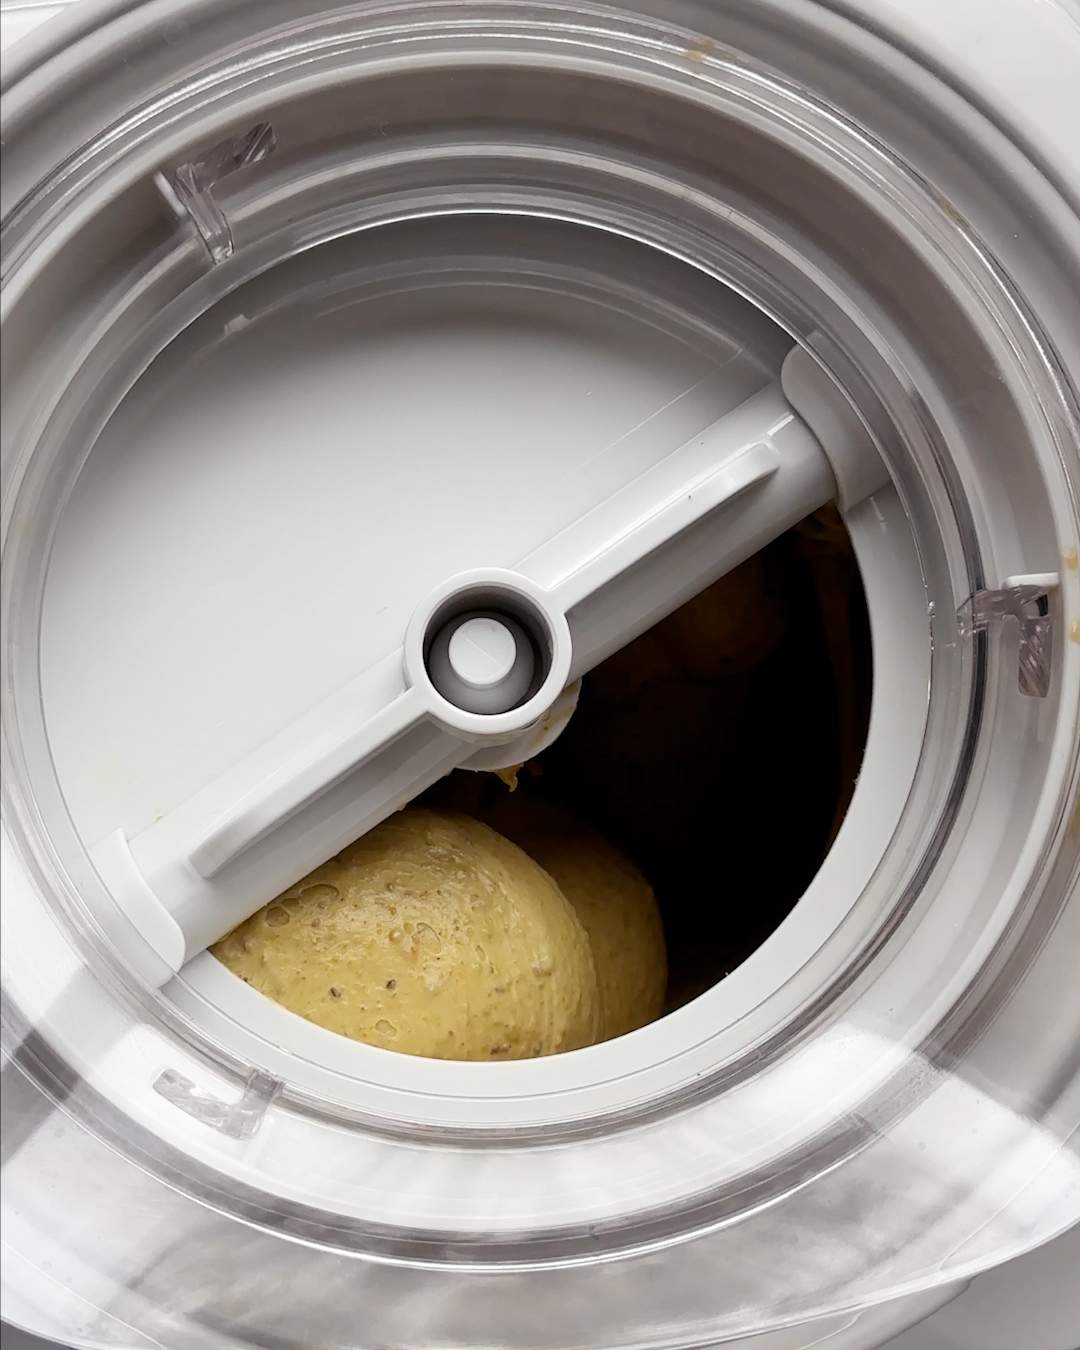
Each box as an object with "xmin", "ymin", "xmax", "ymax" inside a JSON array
[{"xmin": 447, "ymin": 616, "xmax": 519, "ymax": 690}]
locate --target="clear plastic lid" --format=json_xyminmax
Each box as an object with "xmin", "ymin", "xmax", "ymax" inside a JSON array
[{"xmin": 2, "ymin": 1, "xmax": 1079, "ymax": 1347}]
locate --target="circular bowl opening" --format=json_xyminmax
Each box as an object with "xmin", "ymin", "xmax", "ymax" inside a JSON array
[
  {"xmin": 25, "ymin": 210, "xmax": 903, "ymax": 1116},
  {"xmin": 10, "ymin": 191, "xmax": 936, "ymax": 1128}
]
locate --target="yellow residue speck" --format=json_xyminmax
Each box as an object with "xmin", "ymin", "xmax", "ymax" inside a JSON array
[
  {"xmin": 1063, "ymin": 547, "xmax": 1079, "ymax": 572},
  {"xmin": 1070, "ymin": 619, "xmax": 1080, "ymax": 644}
]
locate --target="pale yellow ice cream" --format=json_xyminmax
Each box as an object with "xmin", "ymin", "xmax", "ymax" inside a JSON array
[
  {"xmin": 213, "ymin": 809, "xmax": 599, "ymax": 1060},
  {"xmin": 484, "ymin": 796, "xmax": 667, "ymax": 1040}
]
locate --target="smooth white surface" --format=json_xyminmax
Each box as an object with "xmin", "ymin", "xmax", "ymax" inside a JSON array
[
  {"xmin": 447, "ymin": 616, "xmax": 518, "ymax": 688},
  {"xmin": 46, "ymin": 243, "xmax": 842, "ymax": 970},
  {"xmin": 40, "ymin": 275, "xmax": 758, "ymax": 848},
  {"xmin": 780, "ymin": 344, "xmax": 888, "ymax": 512},
  {"xmin": 833, "ymin": 0, "xmax": 1080, "ymax": 208},
  {"xmin": 0, "ymin": 2, "xmax": 67, "ymax": 50}
]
